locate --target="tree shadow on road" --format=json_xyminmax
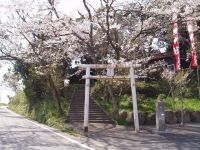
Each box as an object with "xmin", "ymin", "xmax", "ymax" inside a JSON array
[{"xmin": 79, "ymin": 124, "xmax": 200, "ymax": 150}]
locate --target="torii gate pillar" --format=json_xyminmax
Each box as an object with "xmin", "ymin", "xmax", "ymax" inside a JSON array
[
  {"xmin": 130, "ymin": 66, "xmax": 139, "ymax": 132},
  {"xmin": 84, "ymin": 66, "xmax": 90, "ymax": 132}
]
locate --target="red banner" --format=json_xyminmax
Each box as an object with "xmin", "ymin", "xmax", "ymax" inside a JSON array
[
  {"xmin": 187, "ymin": 18, "xmax": 198, "ymax": 68},
  {"xmin": 172, "ymin": 13, "xmax": 181, "ymax": 71}
]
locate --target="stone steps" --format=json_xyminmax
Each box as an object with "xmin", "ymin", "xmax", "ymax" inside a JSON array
[{"xmin": 68, "ymin": 90, "xmax": 113, "ymax": 124}]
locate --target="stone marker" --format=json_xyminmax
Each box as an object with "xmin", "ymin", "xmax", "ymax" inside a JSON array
[{"xmin": 156, "ymin": 101, "xmax": 165, "ymax": 131}]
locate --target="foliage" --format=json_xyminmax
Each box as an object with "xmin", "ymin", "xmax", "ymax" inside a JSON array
[
  {"xmin": 138, "ymin": 98, "xmax": 157, "ymax": 112},
  {"xmin": 91, "ymin": 78, "xmax": 170, "ymax": 119},
  {"xmin": 0, "ymin": 0, "xmax": 199, "ymax": 72},
  {"xmin": 139, "ymin": 97, "xmax": 200, "ymax": 112},
  {"xmin": 12, "ymin": 60, "xmax": 66, "ymax": 114},
  {"xmin": 9, "ymin": 90, "xmax": 77, "ymax": 135},
  {"xmin": 0, "ymin": 103, "xmax": 8, "ymax": 106},
  {"xmin": 92, "ymin": 79, "xmax": 200, "ymax": 114},
  {"xmin": 96, "ymin": 95, "xmax": 200, "ymax": 113},
  {"xmin": 9, "ymin": 90, "xmax": 29, "ymax": 116},
  {"xmin": 13, "ymin": 63, "xmax": 50, "ymax": 110},
  {"xmin": 119, "ymin": 94, "xmax": 132, "ymax": 111},
  {"xmin": 92, "ymin": 79, "xmax": 170, "ymax": 100},
  {"xmin": 91, "ymin": 80, "xmax": 131, "ymax": 119},
  {"xmin": 136, "ymin": 80, "xmax": 170, "ymax": 97},
  {"xmin": 165, "ymin": 98, "xmax": 200, "ymax": 112},
  {"xmin": 0, "ymin": 0, "xmax": 200, "ymax": 129},
  {"xmin": 91, "ymin": 81, "xmax": 106, "ymax": 100},
  {"xmin": 162, "ymin": 68, "xmax": 200, "ymax": 99},
  {"xmin": 2, "ymin": 69, "xmax": 21, "ymax": 92}
]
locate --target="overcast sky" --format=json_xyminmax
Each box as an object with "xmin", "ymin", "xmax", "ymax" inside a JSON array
[
  {"xmin": 0, "ymin": 62, "xmax": 14, "ymax": 104},
  {"xmin": 58, "ymin": 0, "xmax": 100, "ymax": 17},
  {"xmin": 58, "ymin": 0, "xmax": 132, "ymax": 17}
]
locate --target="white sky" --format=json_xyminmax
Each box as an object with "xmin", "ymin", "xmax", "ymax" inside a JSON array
[
  {"xmin": 0, "ymin": 0, "xmax": 132, "ymax": 103},
  {"xmin": 58, "ymin": 0, "xmax": 132, "ymax": 17},
  {"xmin": 58, "ymin": 0, "xmax": 100, "ymax": 17},
  {"xmin": 0, "ymin": 62, "xmax": 15, "ymax": 104}
]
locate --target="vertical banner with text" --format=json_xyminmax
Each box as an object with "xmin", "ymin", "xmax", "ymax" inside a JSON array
[
  {"xmin": 172, "ymin": 13, "xmax": 181, "ymax": 71},
  {"xmin": 187, "ymin": 18, "xmax": 198, "ymax": 68}
]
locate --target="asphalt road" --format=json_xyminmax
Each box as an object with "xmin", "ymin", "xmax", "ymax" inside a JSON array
[
  {"xmin": 75, "ymin": 123, "xmax": 200, "ymax": 150},
  {"xmin": 1, "ymin": 106, "xmax": 200, "ymax": 150},
  {"xmin": 0, "ymin": 107, "xmax": 93, "ymax": 150}
]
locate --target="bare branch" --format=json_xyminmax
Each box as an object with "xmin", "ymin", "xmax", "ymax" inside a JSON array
[
  {"xmin": 47, "ymin": 0, "xmax": 59, "ymax": 18},
  {"xmin": 83, "ymin": 0, "xmax": 94, "ymax": 50}
]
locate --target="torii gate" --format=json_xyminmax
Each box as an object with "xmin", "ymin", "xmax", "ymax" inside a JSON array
[{"xmin": 79, "ymin": 63, "xmax": 142, "ymax": 133}]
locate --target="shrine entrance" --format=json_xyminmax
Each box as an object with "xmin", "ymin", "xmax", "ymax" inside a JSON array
[{"xmin": 79, "ymin": 63, "xmax": 142, "ymax": 133}]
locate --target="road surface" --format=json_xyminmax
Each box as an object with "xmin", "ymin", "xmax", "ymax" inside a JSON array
[
  {"xmin": 1, "ymin": 106, "xmax": 200, "ymax": 150},
  {"xmin": 0, "ymin": 107, "xmax": 93, "ymax": 150}
]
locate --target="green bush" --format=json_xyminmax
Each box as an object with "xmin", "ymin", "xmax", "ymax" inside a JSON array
[
  {"xmin": 136, "ymin": 80, "xmax": 170, "ymax": 98},
  {"xmin": 119, "ymin": 94, "xmax": 132, "ymax": 111},
  {"xmin": 91, "ymin": 81, "xmax": 106, "ymax": 100},
  {"xmin": 9, "ymin": 90, "xmax": 76, "ymax": 135},
  {"xmin": 138, "ymin": 98, "xmax": 156, "ymax": 112},
  {"xmin": 164, "ymin": 98, "xmax": 200, "ymax": 111}
]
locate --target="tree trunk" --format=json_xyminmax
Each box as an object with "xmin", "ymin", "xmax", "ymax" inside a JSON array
[
  {"xmin": 48, "ymin": 74, "xmax": 63, "ymax": 115},
  {"xmin": 107, "ymin": 84, "xmax": 119, "ymax": 120}
]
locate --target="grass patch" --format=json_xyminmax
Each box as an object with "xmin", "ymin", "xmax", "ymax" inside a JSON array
[
  {"xmin": 46, "ymin": 116, "xmax": 77, "ymax": 135},
  {"xmin": 95, "ymin": 94, "xmax": 200, "ymax": 114},
  {"xmin": 139, "ymin": 97, "xmax": 200, "ymax": 112},
  {"xmin": 165, "ymin": 98, "xmax": 200, "ymax": 112}
]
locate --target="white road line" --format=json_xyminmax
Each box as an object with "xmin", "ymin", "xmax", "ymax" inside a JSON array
[{"xmin": 4, "ymin": 108, "xmax": 94, "ymax": 150}]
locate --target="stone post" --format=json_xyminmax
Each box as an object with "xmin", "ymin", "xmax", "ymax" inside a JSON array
[{"xmin": 156, "ymin": 101, "xmax": 165, "ymax": 131}]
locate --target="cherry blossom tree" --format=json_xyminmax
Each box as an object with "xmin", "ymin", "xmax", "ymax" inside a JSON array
[
  {"xmin": 0, "ymin": 0, "xmax": 199, "ymax": 115},
  {"xmin": 71, "ymin": 0, "xmax": 200, "ymax": 119},
  {"xmin": 0, "ymin": 0, "xmax": 73, "ymax": 114}
]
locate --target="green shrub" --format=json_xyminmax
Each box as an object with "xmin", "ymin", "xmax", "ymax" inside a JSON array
[
  {"xmin": 136, "ymin": 80, "xmax": 170, "ymax": 98},
  {"xmin": 119, "ymin": 94, "xmax": 132, "ymax": 111},
  {"xmin": 91, "ymin": 81, "xmax": 106, "ymax": 100},
  {"xmin": 8, "ymin": 90, "xmax": 76, "ymax": 135},
  {"xmin": 164, "ymin": 98, "xmax": 200, "ymax": 111},
  {"xmin": 138, "ymin": 98, "xmax": 156, "ymax": 112}
]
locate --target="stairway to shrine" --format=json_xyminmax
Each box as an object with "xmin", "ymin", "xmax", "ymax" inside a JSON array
[{"xmin": 68, "ymin": 90, "xmax": 113, "ymax": 124}]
